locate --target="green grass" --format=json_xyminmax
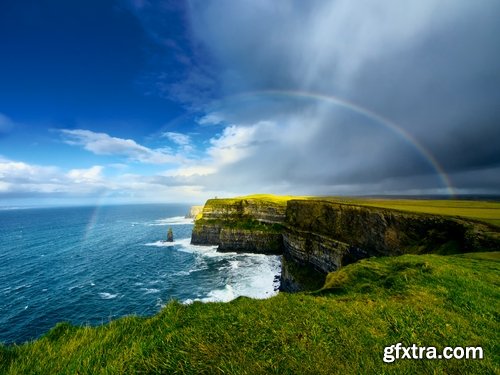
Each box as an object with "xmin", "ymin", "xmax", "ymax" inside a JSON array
[
  {"xmin": 2, "ymin": 252, "xmax": 498, "ymax": 374},
  {"xmin": 319, "ymin": 197, "xmax": 500, "ymax": 227},
  {"xmin": 207, "ymin": 194, "xmax": 311, "ymax": 207}
]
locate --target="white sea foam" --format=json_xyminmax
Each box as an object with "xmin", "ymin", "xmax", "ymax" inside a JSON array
[
  {"xmin": 175, "ymin": 238, "xmax": 232, "ymax": 257},
  {"xmin": 173, "ymin": 270, "xmax": 191, "ymax": 276},
  {"xmin": 141, "ymin": 288, "xmax": 160, "ymax": 294},
  {"xmin": 182, "ymin": 254, "xmax": 281, "ymax": 304},
  {"xmin": 173, "ymin": 267, "xmax": 207, "ymax": 277},
  {"xmin": 144, "ymin": 232, "xmax": 281, "ymax": 305},
  {"xmin": 99, "ymin": 292, "xmax": 118, "ymax": 299},
  {"xmin": 144, "ymin": 240, "xmax": 178, "ymax": 247},
  {"xmin": 149, "ymin": 216, "xmax": 194, "ymax": 226},
  {"xmin": 12, "ymin": 284, "xmax": 31, "ymax": 291},
  {"xmin": 201, "ymin": 284, "xmax": 236, "ymax": 303}
]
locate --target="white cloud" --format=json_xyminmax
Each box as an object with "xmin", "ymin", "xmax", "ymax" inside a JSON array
[
  {"xmin": 67, "ymin": 166, "xmax": 104, "ymax": 183},
  {"xmin": 0, "ymin": 158, "xmax": 108, "ymax": 195},
  {"xmin": 0, "ymin": 157, "xmax": 213, "ymax": 203},
  {"xmin": 207, "ymin": 125, "xmax": 258, "ymax": 165},
  {"xmin": 60, "ymin": 129, "xmax": 182, "ymax": 164},
  {"xmin": 0, "ymin": 158, "xmax": 59, "ymax": 182},
  {"xmin": 198, "ymin": 112, "xmax": 224, "ymax": 126},
  {"xmin": 163, "ymin": 131, "xmax": 191, "ymax": 146},
  {"xmin": 163, "ymin": 165, "xmax": 215, "ymax": 177}
]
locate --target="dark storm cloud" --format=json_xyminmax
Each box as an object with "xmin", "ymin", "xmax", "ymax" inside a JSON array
[{"xmin": 131, "ymin": 0, "xmax": 500, "ymax": 195}]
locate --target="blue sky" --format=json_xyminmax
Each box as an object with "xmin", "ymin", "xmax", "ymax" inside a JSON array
[{"xmin": 1, "ymin": 0, "xmax": 500, "ymax": 206}]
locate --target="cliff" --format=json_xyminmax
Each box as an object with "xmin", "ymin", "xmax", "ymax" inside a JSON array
[
  {"xmin": 185, "ymin": 205, "xmax": 204, "ymax": 219},
  {"xmin": 191, "ymin": 197, "xmax": 286, "ymax": 254},
  {"xmin": 191, "ymin": 196, "xmax": 500, "ymax": 291},
  {"xmin": 283, "ymin": 199, "xmax": 499, "ymax": 273}
]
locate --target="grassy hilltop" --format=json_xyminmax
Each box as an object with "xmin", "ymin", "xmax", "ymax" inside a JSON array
[{"xmin": 1, "ymin": 196, "xmax": 499, "ymax": 374}]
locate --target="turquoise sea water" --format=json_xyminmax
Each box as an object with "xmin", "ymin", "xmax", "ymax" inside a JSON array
[{"xmin": 0, "ymin": 204, "xmax": 280, "ymax": 344}]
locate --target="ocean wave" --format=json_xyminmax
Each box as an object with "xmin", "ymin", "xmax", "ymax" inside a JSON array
[
  {"xmin": 148, "ymin": 216, "xmax": 194, "ymax": 226},
  {"xmin": 172, "ymin": 267, "xmax": 206, "ymax": 277},
  {"xmin": 144, "ymin": 240, "xmax": 178, "ymax": 247},
  {"xmin": 12, "ymin": 284, "xmax": 31, "ymax": 292},
  {"xmin": 182, "ymin": 255, "xmax": 281, "ymax": 304},
  {"xmin": 173, "ymin": 270, "xmax": 191, "ymax": 276},
  {"xmin": 174, "ymin": 238, "xmax": 233, "ymax": 257},
  {"xmin": 98, "ymin": 292, "xmax": 118, "ymax": 299},
  {"xmin": 140, "ymin": 288, "xmax": 160, "ymax": 294},
  {"xmin": 201, "ymin": 284, "xmax": 236, "ymax": 303}
]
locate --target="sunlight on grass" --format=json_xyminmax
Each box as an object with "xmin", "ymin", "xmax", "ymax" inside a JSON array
[{"xmin": 1, "ymin": 252, "xmax": 498, "ymax": 374}]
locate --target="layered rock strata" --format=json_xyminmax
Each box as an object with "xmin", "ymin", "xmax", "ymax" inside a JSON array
[{"xmin": 191, "ymin": 197, "xmax": 500, "ymax": 291}]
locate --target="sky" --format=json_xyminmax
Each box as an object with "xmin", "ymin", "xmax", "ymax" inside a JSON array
[{"xmin": 1, "ymin": 0, "xmax": 499, "ymax": 206}]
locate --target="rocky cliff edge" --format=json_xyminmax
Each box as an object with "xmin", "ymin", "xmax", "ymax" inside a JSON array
[{"xmin": 191, "ymin": 196, "xmax": 500, "ymax": 291}]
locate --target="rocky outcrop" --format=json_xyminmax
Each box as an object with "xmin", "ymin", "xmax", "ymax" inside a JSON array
[
  {"xmin": 167, "ymin": 227, "xmax": 174, "ymax": 242},
  {"xmin": 219, "ymin": 228, "xmax": 283, "ymax": 254},
  {"xmin": 191, "ymin": 198, "xmax": 286, "ymax": 253},
  {"xmin": 191, "ymin": 221, "xmax": 222, "ymax": 245},
  {"xmin": 283, "ymin": 228, "xmax": 366, "ymax": 274},
  {"xmin": 191, "ymin": 197, "xmax": 500, "ymax": 292},
  {"xmin": 279, "ymin": 256, "xmax": 325, "ymax": 292}
]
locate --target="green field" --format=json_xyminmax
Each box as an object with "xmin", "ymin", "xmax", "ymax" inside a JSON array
[
  {"xmin": 1, "ymin": 252, "xmax": 499, "ymax": 374},
  {"xmin": 323, "ymin": 197, "xmax": 500, "ymax": 228}
]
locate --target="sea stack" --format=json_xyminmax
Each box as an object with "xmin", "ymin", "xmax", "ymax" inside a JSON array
[{"xmin": 167, "ymin": 227, "xmax": 174, "ymax": 242}]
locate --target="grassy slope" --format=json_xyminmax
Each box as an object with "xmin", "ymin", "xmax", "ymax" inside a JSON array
[{"xmin": 1, "ymin": 252, "xmax": 498, "ymax": 374}]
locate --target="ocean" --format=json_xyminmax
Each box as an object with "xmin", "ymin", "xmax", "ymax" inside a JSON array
[{"xmin": 0, "ymin": 204, "xmax": 280, "ymax": 344}]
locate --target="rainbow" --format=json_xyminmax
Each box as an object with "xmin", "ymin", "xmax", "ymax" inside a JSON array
[
  {"xmin": 226, "ymin": 89, "xmax": 455, "ymax": 196},
  {"xmin": 83, "ymin": 193, "xmax": 108, "ymax": 241}
]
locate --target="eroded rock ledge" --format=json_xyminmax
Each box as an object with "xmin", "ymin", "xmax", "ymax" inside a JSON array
[{"xmin": 190, "ymin": 197, "xmax": 500, "ymax": 291}]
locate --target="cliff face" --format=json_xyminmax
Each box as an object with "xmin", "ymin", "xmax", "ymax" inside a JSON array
[
  {"xmin": 218, "ymin": 229, "xmax": 283, "ymax": 254},
  {"xmin": 191, "ymin": 198, "xmax": 286, "ymax": 253},
  {"xmin": 284, "ymin": 200, "xmax": 498, "ymax": 273},
  {"xmin": 197, "ymin": 198, "xmax": 287, "ymax": 223},
  {"xmin": 284, "ymin": 200, "xmax": 469, "ymax": 274},
  {"xmin": 191, "ymin": 197, "xmax": 500, "ymax": 291}
]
